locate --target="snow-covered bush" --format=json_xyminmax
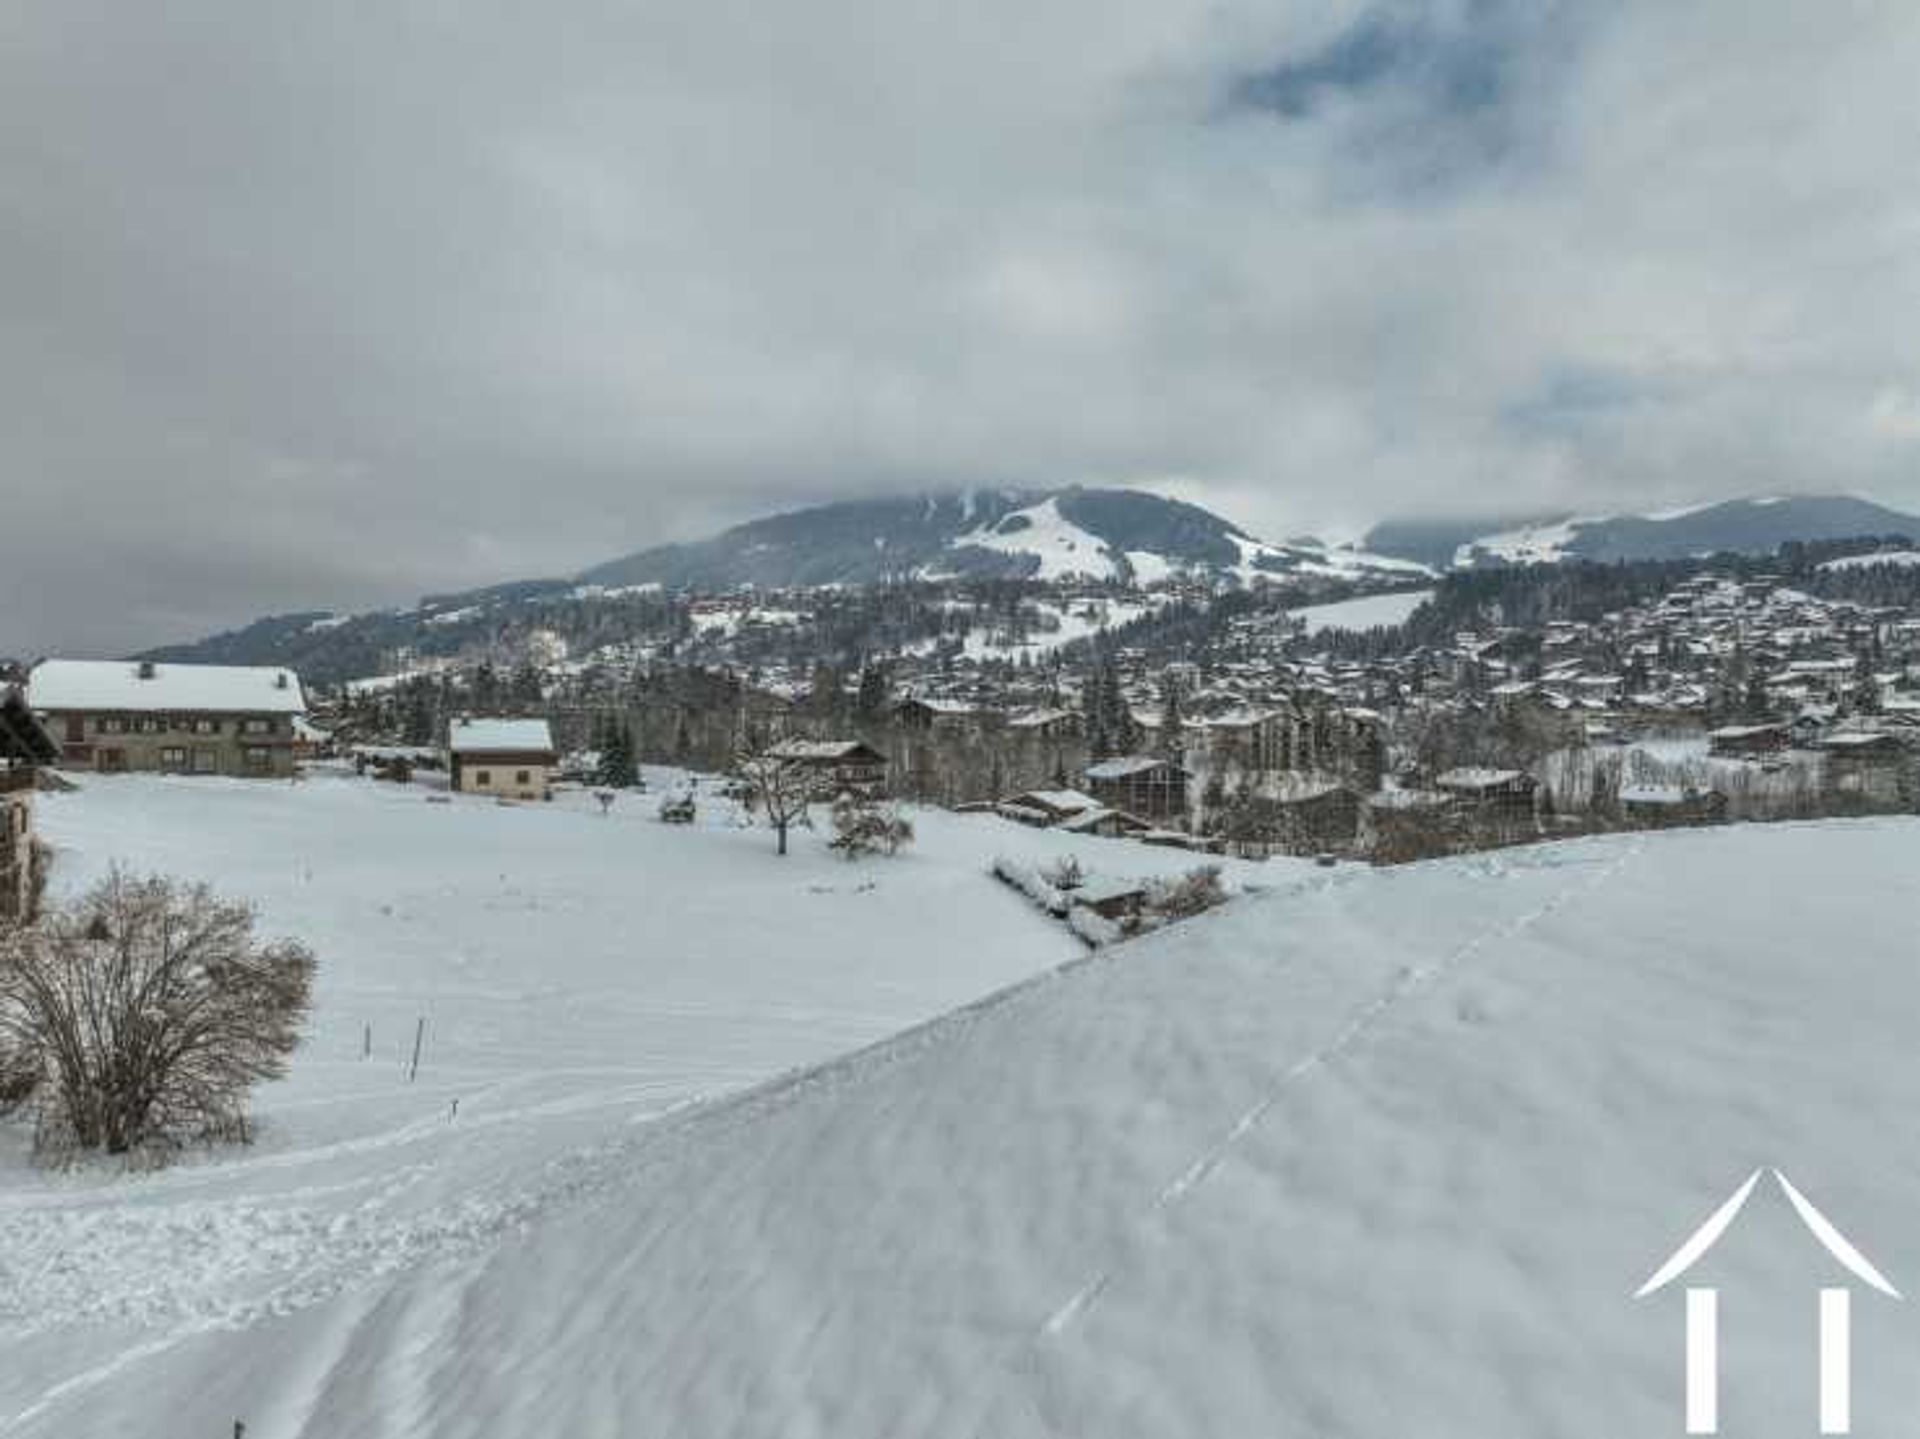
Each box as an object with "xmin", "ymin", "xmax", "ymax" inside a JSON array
[
  {"xmin": 991, "ymin": 857, "xmax": 1069, "ymax": 916},
  {"xmin": 1040, "ymin": 855, "xmax": 1085, "ymax": 892},
  {"xmin": 1145, "ymin": 865, "xmax": 1227, "ymax": 922},
  {"xmin": 1067, "ymin": 906, "xmax": 1121, "ymax": 948},
  {"xmin": 828, "ymin": 793, "xmax": 915, "ymax": 860},
  {"xmin": 0, "ymin": 871, "xmax": 315, "ymax": 1159}
]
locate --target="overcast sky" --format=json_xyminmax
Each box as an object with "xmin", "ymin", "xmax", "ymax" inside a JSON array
[{"xmin": 6, "ymin": 1, "xmax": 1920, "ymax": 654}]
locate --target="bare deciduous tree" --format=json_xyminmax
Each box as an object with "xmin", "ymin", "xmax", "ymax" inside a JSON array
[
  {"xmin": 0, "ymin": 870, "xmax": 315, "ymax": 1157},
  {"xmin": 735, "ymin": 750, "xmax": 814, "ymax": 856}
]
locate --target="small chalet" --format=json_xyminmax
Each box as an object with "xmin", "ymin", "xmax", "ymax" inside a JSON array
[
  {"xmin": 1059, "ymin": 806, "xmax": 1153, "ymax": 840},
  {"xmin": 447, "ymin": 717, "xmax": 557, "ymax": 801},
  {"xmin": 1215, "ymin": 775, "xmax": 1361, "ymax": 857},
  {"xmin": 0, "ymin": 686, "xmax": 58, "ymax": 922},
  {"xmin": 995, "ymin": 788, "xmax": 1102, "ymax": 827},
  {"xmin": 1707, "ymin": 723, "xmax": 1789, "ymax": 757},
  {"xmin": 1072, "ymin": 875, "xmax": 1149, "ymax": 923},
  {"xmin": 894, "ymin": 698, "xmax": 992, "ymax": 734},
  {"xmin": 1084, "ymin": 755, "xmax": 1190, "ymax": 821},
  {"xmin": 1433, "ymin": 767, "xmax": 1538, "ymax": 819},
  {"xmin": 1620, "ymin": 784, "xmax": 1728, "ymax": 827},
  {"xmin": 763, "ymin": 739, "xmax": 888, "ymax": 796},
  {"xmin": 1006, "ymin": 707, "xmax": 1083, "ymax": 740},
  {"xmin": 29, "ymin": 658, "xmax": 306, "ymax": 777},
  {"xmin": 1818, "ymin": 730, "xmax": 1905, "ymax": 764}
]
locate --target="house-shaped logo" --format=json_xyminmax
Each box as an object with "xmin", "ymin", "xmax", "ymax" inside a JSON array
[{"xmin": 1637, "ymin": 1168, "xmax": 1900, "ymax": 1435}]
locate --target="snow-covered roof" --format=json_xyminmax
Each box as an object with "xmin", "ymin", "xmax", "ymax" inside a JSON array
[
  {"xmin": 1085, "ymin": 755, "xmax": 1182, "ymax": 780},
  {"xmin": 1434, "ymin": 767, "xmax": 1528, "ymax": 791},
  {"xmin": 998, "ymin": 788, "xmax": 1098, "ymax": 817},
  {"xmin": 29, "ymin": 658, "xmax": 306, "ymax": 714},
  {"xmin": 447, "ymin": 717, "xmax": 555, "ymax": 754},
  {"xmin": 765, "ymin": 739, "xmax": 881, "ymax": 762},
  {"xmin": 1058, "ymin": 805, "xmax": 1144, "ymax": 833}
]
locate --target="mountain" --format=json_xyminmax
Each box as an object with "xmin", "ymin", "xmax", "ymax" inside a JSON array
[
  {"xmin": 579, "ymin": 486, "xmax": 1428, "ymax": 590},
  {"xmin": 1364, "ymin": 494, "xmax": 1920, "ymax": 571},
  {"xmin": 136, "ymin": 488, "xmax": 1427, "ymax": 683}
]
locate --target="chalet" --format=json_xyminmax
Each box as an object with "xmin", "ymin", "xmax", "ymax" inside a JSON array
[
  {"xmin": 1084, "ymin": 755, "xmax": 1190, "ymax": 821},
  {"xmin": 28, "ymin": 658, "xmax": 306, "ymax": 777},
  {"xmin": 763, "ymin": 739, "xmax": 888, "ymax": 796},
  {"xmin": 1215, "ymin": 775, "xmax": 1361, "ymax": 857},
  {"xmin": 0, "ymin": 687, "xmax": 58, "ymax": 923},
  {"xmin": 1817, "ymin": 730, "xmax": 1906, "ymax": 764},
  {"xmin": 447, "ymin": 717, "xmax": 556, "ymax": 801},
  {"xmin": 1620, "ymin": 784, "xmax": 1728, "ymax": 827},
  {"xmin": 1072, "ymin": 875, "xmax": 1149, "ymax": 923},
  {"xmin": 1433, "ymin": 767, "xmax": 1538, "ymax": 819},
  {"xmin": 1707, "ymin": 723, "xmax": 1790, "ymax": 757},
  {"xmin": 1006, "ymin": 707, "xmax": 1083, "ymax": 740},
  {"xmin": 995, "ymin": 788, "xmax": 1101, "ymax": 827},
  {"xmin": 894, "ymin": 697, "xmax": 993, "ymax": 734},
  {"xmin": 1057, "ymin": 805, "xmax": 1153, "ymax": 840}
]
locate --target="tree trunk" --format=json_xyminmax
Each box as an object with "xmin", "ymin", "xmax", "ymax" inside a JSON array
[{"xmin": 776, "ymin": 820, "xmax": 788, "ymax": 856}]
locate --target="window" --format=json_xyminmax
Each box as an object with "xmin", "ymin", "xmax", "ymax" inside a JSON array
[
  {"xmin": 242, "ymin": 717, "xmax": 276, "ymax": 735},
  {"xmin": 193, "ymin": 749, "xmax": 217, "ymax": 773},
  {"xmin": 516, "ymin": 770, "xmax": 531, "ymax": 785},
  {"xmin": 98, "ymin": 716, "xmax": 128, "ymax": 734},
  {"xmin": 244, "ymin": 746, "xmax": 272, "ymax": 774},
  {"xmin": 474, "ymin": 770, "xmax": 492, "ymax": 787},
  {"xmin": 160, "ymin": 747, "xmax": 188, "ymax": 771},
  {"xmin": 135, "ymin": 717, "xmax": 163, "ymax": 734},
  {"xmin": 194, "ymin": 718, "xmax": 221, "ymax": 735}
]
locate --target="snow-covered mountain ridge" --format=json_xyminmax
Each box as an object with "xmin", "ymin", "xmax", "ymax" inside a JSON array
[
  {"xmin": 579, "ymin": 485, "xmax": 1428, "ymax": 590},
  {"xmin": 1365, "ymin": 494, "xmax": 1920, "ymax": 570}
]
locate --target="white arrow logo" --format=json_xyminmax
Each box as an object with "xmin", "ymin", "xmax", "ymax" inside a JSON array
[{"xmin": 1637, "ymin": 1169, "xmax": 1900, "ymax": 1435}]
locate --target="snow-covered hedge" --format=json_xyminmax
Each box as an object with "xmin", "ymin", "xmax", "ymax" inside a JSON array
[{"xmin": 990, "ymin": 856, "xmax": 1070, "ymax": 917}]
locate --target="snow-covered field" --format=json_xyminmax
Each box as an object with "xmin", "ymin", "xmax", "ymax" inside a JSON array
[
  {"xmin": 7, "ymin": 782, "xmax": 1919, "ymax": 1437},
  {"xmin": 0, "ymin": 770, "xmax": 1288, "ymax": 1434},
  {"xmin": 1291, "ymin": 586, "xmax": 1434, "ymax": 634}
]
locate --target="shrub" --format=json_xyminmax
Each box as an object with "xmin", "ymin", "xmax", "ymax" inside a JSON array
[
  {"xmin": 1147, "ymin": 865, "xmax": 1228, "ymax": 922},
  {"xmin": 828, "ymin": 792, "xmax": 915, "ymax": 859},
  {"xmin": 0, "ymin": 871, "xmax": 315, "ymax": 1158}
]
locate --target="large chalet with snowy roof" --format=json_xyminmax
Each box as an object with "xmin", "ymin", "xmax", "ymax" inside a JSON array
[{"xmin": 28, "ymin": 659, "xmax": 307, "ymax": 778}]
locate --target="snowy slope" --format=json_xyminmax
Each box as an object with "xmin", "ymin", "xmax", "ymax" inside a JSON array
[
  {"xmin": 1291, "ymin": 586, "xmax": 1434, "ymax": 634},
  {"xmin": 953, "ymin": 496, "xmax": 1121, "ymax": 581},
  {"xmin": 7, "ymin": 812, "xmax": 1919, "ymax": 1436},
  {"xmin": 1820, "ymin": 549, "xmax": 1920, "ymax": 571}
]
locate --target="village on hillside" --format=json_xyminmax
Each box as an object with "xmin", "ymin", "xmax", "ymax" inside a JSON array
[{"xmin": 7, "ymin": 540, "xmax": 1918, "ymax": 899}]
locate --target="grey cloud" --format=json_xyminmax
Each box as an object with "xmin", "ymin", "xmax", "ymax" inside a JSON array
[{"xmin": 4, "ymin": 1, "xmax": 1920, "ymax": 652}]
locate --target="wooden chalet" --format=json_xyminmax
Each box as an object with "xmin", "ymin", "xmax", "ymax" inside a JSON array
[
  {"xmin": 1707, "ymin": 722, "xmax": 1790, "ymax": 757},
  {"xmin": 1083, "ymin": 754, "xmax": 1190, "ymax": 822},
  {"xmin": 763, "ymin": 739, "xmax": 888, "ymax": 796},
  {"xmin": 1433, "ymin": 767, "xmax": 1538, "ymax": 820}
]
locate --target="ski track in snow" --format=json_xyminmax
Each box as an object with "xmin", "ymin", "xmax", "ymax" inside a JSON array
[{"xmin": 963, "ymin": 839, "xmax": 1646, "ymax": 1438}]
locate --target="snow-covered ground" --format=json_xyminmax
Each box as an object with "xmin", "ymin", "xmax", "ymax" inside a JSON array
[
  {"xmin": 1819, "ymin": 549, "xmax": 1920, "ymax": 571},
  {"xmin": 8, "ymin": 785, "xmax": 1918, "ymax": 1437},
  {"xmin": 1, "ymin": 770, "xmax": 1289, "ymax": 1435},
  {"xmin": 1291, "ymin": 586, "xmax": 1434, "ymax": 634}
]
